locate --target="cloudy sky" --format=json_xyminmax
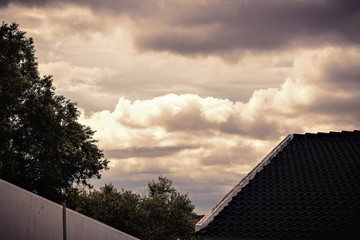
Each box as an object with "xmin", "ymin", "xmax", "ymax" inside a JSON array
[{"xmin": 1, "ymin": 0, "xmax": 360, "ymax": 214}]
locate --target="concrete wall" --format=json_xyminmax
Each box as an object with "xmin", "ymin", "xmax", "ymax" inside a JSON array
[{"xmin": 0, "ymin": 179, "xmax": 139, "ymax": 240}]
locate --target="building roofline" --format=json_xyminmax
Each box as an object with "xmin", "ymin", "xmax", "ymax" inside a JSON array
[{"xmin": 195, "ymin": 134, "xmax": 294, "ymax": 232}]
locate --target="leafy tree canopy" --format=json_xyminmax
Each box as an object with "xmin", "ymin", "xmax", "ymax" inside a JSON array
[
  {"xmin": 67, "ymin": 176, "xmax": 196, "ymax": 240},
  {"xmin": 143, "ymin": 176, "xmax": 195, "ymax": 240},
  {"xmin": 0, "ymin": 22, "xmax": 108, "ymax": 202}
]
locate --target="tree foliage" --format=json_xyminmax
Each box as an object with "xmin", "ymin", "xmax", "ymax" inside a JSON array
[
  {"xmin": 142, "ymin": 176, "xmax": 195, "ymax": 240},
  {"xmin": 68, "ymin": 176, "xmax": 195, "ymax": 240},
  {"xmin": 66, "ymin": 184, "xmax": 145, "ymax": 237},
  {"xmin": 0, "ymin": 22, "xmax": 108, "ymax": 202}
]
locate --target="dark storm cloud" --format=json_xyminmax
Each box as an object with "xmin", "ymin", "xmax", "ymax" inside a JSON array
[
  {"xmin": 3, "ymin": 0, "xmax": 359, "ymax": 56},
  {"xmin": 0, "ymin": 0, "xmax": 51, "ymax": 7},
  {"xmin": 137, "ymin": 0, "xmax": 360, "ymax": 55},
  {"xmin": 0, "ymin": 0, "xmax": 140, "ymax": 10}
]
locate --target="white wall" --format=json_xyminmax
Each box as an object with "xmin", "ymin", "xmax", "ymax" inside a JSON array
[{"xmin": 0, "ymin": 179, "xmax": 139, "ymax": 240}]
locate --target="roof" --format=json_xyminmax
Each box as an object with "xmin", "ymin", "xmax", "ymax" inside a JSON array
[{"xmin": 196, "ymin": 130, "xmax": 360, "ymax": 239}]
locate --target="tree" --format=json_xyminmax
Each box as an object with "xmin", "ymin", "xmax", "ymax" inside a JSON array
[
  {"xmin": 141, "ymin": 176, "xmax": 195, "ymax": 240},
  {"xmin": 67, "ymin": 176, "xmax": 195, "ymax": 240},
  {"xmin": 67, "ymin": 184, "xmax": 146, "ymax": 238},
  {"xmin": 0, "ymin": 22, "xmax": 108, "ymax": 202}
]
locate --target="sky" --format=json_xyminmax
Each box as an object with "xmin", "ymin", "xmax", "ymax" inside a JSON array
[{"xmin": 1, "ymin": 0, "xmax": 360, "ymax": 214}]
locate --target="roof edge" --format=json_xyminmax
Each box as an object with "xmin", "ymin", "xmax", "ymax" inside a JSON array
[{"xmin": 195, "ymin": 134, "xmax": 294, "ymax": 232}]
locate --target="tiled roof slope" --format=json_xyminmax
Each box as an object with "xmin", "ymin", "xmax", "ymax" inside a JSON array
[{"xmin": 196, "ymin": 130, "xmax": 360, "ymax": 239}]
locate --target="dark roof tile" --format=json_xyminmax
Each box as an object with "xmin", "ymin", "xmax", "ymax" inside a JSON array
[{"xmin": 196, "ymin": 130, "xmax": 360, "ymax": 239}]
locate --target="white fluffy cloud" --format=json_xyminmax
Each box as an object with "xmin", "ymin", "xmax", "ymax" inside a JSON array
[{"xmin": 80, "ymin": 47, "xmax": 360, "ymax": 213}]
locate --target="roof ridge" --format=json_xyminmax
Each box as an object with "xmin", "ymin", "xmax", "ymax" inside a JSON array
[
  {"xmin": 293, "ymin": 130, "xmax": 360, "ymax": 137},
  {"xmin": 195, "ymin": 134, "xmax": 294, "ymax": 232}
]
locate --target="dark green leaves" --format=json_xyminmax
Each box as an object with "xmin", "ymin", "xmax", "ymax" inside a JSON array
[
  {"xmin": 0, "ymin": 22, "xmax": 108, "ymax": 202},
  {"xmin": 67, "ymin": 176, "xmax": 195, "ymax": 240}
]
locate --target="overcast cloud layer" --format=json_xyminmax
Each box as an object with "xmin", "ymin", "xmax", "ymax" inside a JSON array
[
  {"xmin": 1, "ymin": 0, "xmax": 359, "ymax": 213},
  {"xmin": 2, "ymin": 0, "xmax": 360, "ymax": 57}
]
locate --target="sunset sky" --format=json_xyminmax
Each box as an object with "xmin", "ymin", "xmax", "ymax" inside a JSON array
[{"xmin": 1, "ymin": 0, "xmax": 359, "ymax": 214}]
